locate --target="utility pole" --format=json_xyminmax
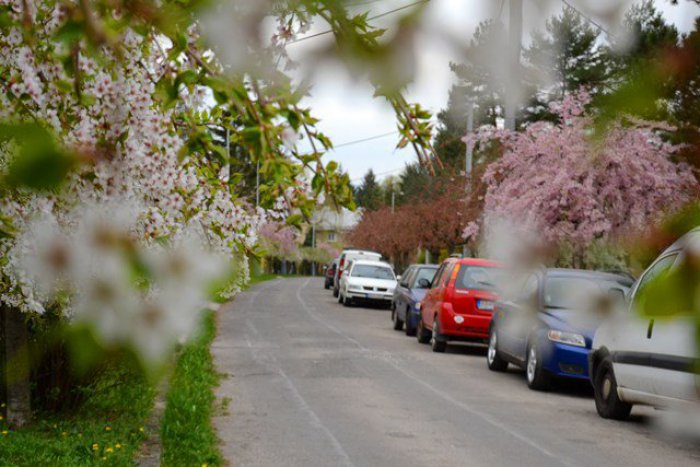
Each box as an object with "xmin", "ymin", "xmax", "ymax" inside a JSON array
[
  {"xmin": 465, "ymin": 99, "xmax": 474, "ymax": 183},
  {"xmin": 391, "ymin": 190, "xmax": 395, "ymax": 214},
  {"xmin": 504, "ymin": 0, "xmax": 522, "ymax": 131},
  {"xmin": 255, "ymin": 160, "xmax": 260, "ymax": 208},
  {"xmin": 224, "ymin": 127, "xmax": 231, "ymax": 182}
]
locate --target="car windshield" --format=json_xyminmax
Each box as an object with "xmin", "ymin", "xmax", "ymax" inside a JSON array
[
  {"xmin": 413, "ymin": 268, "xmax": 437, "ymax": 288},
  {"xmin": 455, "ymin": 266, "xmax": 503, "ymax": 291},
  {"xmin": 544, "ymin": 277, "xmax": 607, "ymax": 309},
  {"xmin": 351, "ymin": 265, "xmax": 395, "ymax": 280}
]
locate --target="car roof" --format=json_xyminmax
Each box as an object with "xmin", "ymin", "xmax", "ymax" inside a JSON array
[
  {"xmin": 443, "ymin": 257, "xmax": 502, "ymax": 267},
  {"xmin": 351, "ymin": 259, "xmax": 392, "ymax": 267},
  {"xmin": 661, "ymin": 228, "xmax": 700, "ymax": 256},
  {"xmin": 342, "ymin": 249, "xmax": 381, "ymax": 257},
  {"xmin": 407, "ymin": 264, "xmax": 439, "ymax": 269},
  {"xmin": 544, "ymin": 268, "xmax": 634, "ymax": 286}
]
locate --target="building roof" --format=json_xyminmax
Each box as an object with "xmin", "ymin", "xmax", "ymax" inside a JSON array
[{"xmin": 312, "ymin": 206, "xmax": 362, "ymax": 231}]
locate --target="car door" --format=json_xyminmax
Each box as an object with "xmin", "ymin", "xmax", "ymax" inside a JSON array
[
  {"xmin": 425, "ymin": 263, "xmax": 455, "ymax": 330},
  {"xmin": 396, "ymin": 267, "xmax": 414, "ymax": 319},
  {"xmin": 613, "ymin": 253, "xmax": 680, "ymax": 396},
  {"xmin": 499, "ymin": 273, "xmax": 539, "ymax": 360},
  {"xmin": 422, "ymin": 263, "xmax": 447, "ymax": 326}
]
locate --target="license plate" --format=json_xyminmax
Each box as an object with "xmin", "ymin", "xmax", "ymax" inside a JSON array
[
  {"xmin": 366, "ymin": 293, "xmax": 383, "ymax": 300},
  {"xmin": 477, "ymin": 300, "xmax": 495, "ymax": 311}
]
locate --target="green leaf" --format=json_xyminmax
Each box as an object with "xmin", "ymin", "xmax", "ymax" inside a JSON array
[{"xmin": 0, "ymin": 123, "xmax": 76, "ymax": 191}]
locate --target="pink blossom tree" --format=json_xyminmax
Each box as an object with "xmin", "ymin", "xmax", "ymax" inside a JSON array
[{"xmin": 464, "ymin": 91, "xmax": 699, "ymax": 268}]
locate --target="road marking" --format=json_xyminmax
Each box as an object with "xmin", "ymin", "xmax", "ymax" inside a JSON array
[
  {"xmin": 245, "ymin": 277, "xmax": 355, "ymax": 467},
  {"xmin": 295, "ymin": 278, "xmax": 571, "ymax": 466}
]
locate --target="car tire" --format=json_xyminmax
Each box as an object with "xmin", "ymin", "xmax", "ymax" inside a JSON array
[
  {"xmin": 416, "ymin": 320, "xmax": 431, "ymax": 344},
  {"xmin": 392, "ymin": 308, "xmax": 404, "ymax": 331},
  {"xmin": 593, "ymin": 358, "xmax": 632, "ymax": 420},
  {"xmin": 405, "ymin": 308, "xmax": 416, "ymax": 336},
  {"xmin": 431, "ymin": 319, "xmax": 447, "ymax": 353},
  {"xmin": 343, "ymin": 294, "xmax": 353, "ymax": 307},
  {"xmin": 486, "ymin": 328, "xmax": 508, "ymax": 372},
  {"xmin": 525, "ymin": 341, "xmax": 551, "ymax": 391}
]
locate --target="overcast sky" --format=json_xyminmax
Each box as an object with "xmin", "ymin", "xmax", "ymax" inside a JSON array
[{"xmin": 289, "ymin": 0, "xmax": 700, "ymax": 185}]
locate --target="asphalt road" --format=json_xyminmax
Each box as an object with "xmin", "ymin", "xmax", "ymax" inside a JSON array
[{"xmin": 212, "ymin": 277, "xmax": 700, "ymax": 467}]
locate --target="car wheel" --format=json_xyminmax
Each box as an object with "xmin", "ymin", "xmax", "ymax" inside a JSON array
[
  {"xmin": 431, "ymin": 319, "xmax": 447, "ymax": 353},
  {"xmin": 343, "ymin": 294, "xmax": 353, "ymax": 307},
  {"xmin": 404, "ymin": 308, "xmax": 416, "ymax": 336},
  {"xmin": 392, "ymin": 308, "xmax": 404, "ymax": 331},
  {"xmin": 333, "ymin": 287, "xmax": 339, "ymax": 298},
  {"xmin": 593, "ymin": 358, "xmax": 632, "ymax": 420},
  {"xmin": 416, "ymin": 320, "xmax": 431, "ymax": 344},
  {"xmin": 525, "ymin": 341, "xmax": 551, "ymax": 391},
  {"xmin": 486, "ymin": 328, "xmax": 508, "ymax": 372}
]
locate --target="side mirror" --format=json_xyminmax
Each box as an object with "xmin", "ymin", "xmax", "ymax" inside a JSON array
[
  {"xmin": 396, "ymin": 275, "xmax": 402, "ymax": 281},
  {"xmin": 417, "ymin": 278, "xmax": 431, "ymax": 288}
]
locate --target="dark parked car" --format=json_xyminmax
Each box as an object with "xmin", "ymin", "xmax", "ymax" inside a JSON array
[
  {"xmin": 391, "ymin": 264, "xmax": 438, "ymax": 335},
  {"xmin": 324, "ymin": 259, "xmax": 338, "ymax": 289},
  {"xmin": 486, "ymin": 268, "xmax": 633, "ymax": 390}
]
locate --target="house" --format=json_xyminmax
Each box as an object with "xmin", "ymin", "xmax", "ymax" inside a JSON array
[{"xmin": 311, "ymin": 205, "xmax": 361, "ymax": 247}]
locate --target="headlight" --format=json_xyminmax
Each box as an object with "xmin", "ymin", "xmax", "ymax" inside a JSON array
[
  {"xmin": 547, "ymin": 330, "xmax": 586, "ymax": 347},
  {"xmin": 348, "ymin": 284, "xmax": 361, "ymax": 292}
]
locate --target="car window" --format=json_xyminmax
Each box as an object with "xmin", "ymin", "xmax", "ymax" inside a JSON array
[
  {"xmin": 412, "ymin": 267, "xmax": 438, "ymax": 289},
  {"xmin": 518, "ymin": 274, "xmax": 539, "ymax": 303},
  {"xmin": 441, "ymin": 263, "xmax": 455, "ymax": 287},
  {"xmin": 431, "ymin": 264, "xmax": 447, "ymax": 289},
  {"xmin": 401, "ymin": 267, "xmax": 415, "ymax": 286},
  {"xmin": 632, "ymin": 254, "xmax": 678, "ymax": 308},
  {"xmin": 544, "ymin": 277, "xmax": 602, "ymax": 309},
  {"xmin": 455, "ymin": 266, "xmax": 503, "ymax": 291},
  {"xmin": 350, "ymin": 265, "xmax": 395, "ymax": 280}
]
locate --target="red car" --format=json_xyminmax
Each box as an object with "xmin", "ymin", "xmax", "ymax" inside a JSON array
[{"xmin": 417, "ymin": 257, "xmax": 503, "ymax": 352}]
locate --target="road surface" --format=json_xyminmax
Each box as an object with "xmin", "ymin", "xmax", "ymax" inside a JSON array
[{"xmin": 212, "ymin": 277, "xmax": 700, "ymax": 467}]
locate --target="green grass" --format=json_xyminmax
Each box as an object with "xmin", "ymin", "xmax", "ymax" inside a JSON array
[
  {"xmin": 160, "ymin": 311, "xmax": 221, "ymax": 467},
  {"xmin": 0, "ymin": 363, "xmax": 154, "ymax": 466}
]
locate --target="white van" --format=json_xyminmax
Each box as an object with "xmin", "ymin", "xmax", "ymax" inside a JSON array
[
  {"xmin": 332, "ymin": 249, "xmax": 382, "ymax": 297},
  {"xmin": 590, "ymin": 229, "xmax": 699, "ymax": 420}
]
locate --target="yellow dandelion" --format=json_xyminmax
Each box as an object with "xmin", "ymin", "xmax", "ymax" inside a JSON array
[
  {"xmin": 61, "ymin": 432, "xmax": 68, "ymax": 436},
  {"xmin": 92, "ymin": 443, "xmax": 99, "ymax": 451},
  {"xmin": 105, "ymin": 426, "xmax": 112, "ymax": 432},
  {"xmin": 105, "ymin": 447, "xmax": 114, "ymax": 453},
  {"xmin": 2, "ymin": 430, "xmax": 8, "ymax": 436},
  {"xmin": 139, "ymin": 426, "xmax": 145, "ymax": 432},
  {"xmin": 202, "ymin": 464, "xmax": 208, "ymax": 467},
  {"xmin": 115, "ymin": 443, "xmax": 122, "ymax": 449},
  {"xmin": 0, "ymin": 415, "xmax": 4, "ymax": 420},
  {"xmin": 101, "ymin": 457, "xmax": 107, "ymax": 461}
]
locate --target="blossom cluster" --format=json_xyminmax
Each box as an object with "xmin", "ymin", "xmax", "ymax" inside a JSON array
[
  {"xmin": 463, "ymin": 91, "xmax": 699, "ymax": 261},
  {"xmin": 0, "ymin": 0, "xmax": 288, "ymax": 363}
]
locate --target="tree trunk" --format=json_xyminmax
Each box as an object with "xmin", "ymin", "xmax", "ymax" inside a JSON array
[{"xmin": 1, "ymin": 305, "xmax": 31, "ymax": 427}]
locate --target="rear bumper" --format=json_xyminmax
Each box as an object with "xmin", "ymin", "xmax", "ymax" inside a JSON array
[{"xmin": 437, "ymin": 311, "xmax": 492, "ymax": 341}]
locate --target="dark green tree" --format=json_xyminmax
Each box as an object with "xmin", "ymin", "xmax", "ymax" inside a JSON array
[
  {"xmin": 355, "ymin": 169, "xmax": 384, "ymax": 210},
  {"xmin": 522, "ymin": 6, "xmax": 608, "ymax": 122}
]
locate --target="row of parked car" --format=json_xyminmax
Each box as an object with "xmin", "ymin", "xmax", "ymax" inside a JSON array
[{"xmin": 323, "ymin": 230, "xmax": 699, "ymax": 421}]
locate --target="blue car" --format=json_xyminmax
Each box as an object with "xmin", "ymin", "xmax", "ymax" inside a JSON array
[
  {"xmin": 391, "ymin": 264, "xmax": 438, "ymax": 336},
  {"xmin": 486, "ymin": 268, "xmax": 633, "ymax": 390}
]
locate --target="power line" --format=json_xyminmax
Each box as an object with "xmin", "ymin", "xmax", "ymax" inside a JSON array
[
  {"xmin": 288, "ymin": 0, "xmax": 431, "ymax": 45},
  {"xmin": 560, "ymin": 0, "xmax": 615, "ymax": 39},
  {"xmin": 332, "ymin": 131, "xmax": 397, "ymax": 149},
  {"xmin": 350, "ymin": 166, "xmax": 404, "ymax": 182}
]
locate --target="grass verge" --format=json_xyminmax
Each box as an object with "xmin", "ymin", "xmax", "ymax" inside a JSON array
[
  {"xmin": 0, "ymin": 362, "xmax": 154, "ymax": 466},
  {"xmin": 160, "ymin": 311, "xmax": 221, "ymax": 466}
]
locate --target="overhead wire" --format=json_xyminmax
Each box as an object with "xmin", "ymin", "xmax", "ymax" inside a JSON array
[{"xmin": 288, "ymin": 0, "xmax": 431, "ymax": 44}]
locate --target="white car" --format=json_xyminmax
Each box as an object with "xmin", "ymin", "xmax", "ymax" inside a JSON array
[
  {"xmin": 338, "ymin": 260, "xmax": 397, "ymax": 308},
  {"xmin": 590, "ymin": 229, "xmax": 699, "ymax": 420}
]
